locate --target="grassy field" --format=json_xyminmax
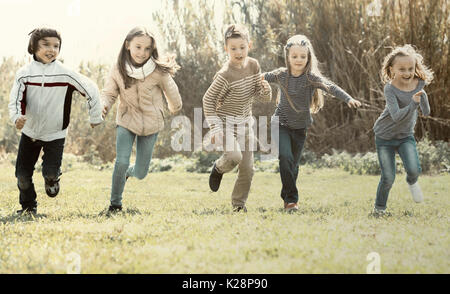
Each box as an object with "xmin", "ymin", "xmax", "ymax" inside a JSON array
[{"xmin": 0, "ymin": 159, "xmax": 448, "ymax": 274}]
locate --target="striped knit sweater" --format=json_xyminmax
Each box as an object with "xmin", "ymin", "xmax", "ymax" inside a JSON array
[
  {"xmin": 202, "ymin": 57, "xmax": 272, "ymax": 134},
  {"xmin": 264, "ymin": 69, "xmax": 352, "ymax": 129}
]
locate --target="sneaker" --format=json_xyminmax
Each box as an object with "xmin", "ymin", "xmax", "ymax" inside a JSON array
[
  {"xmin": 108, "ymin": 205, "xmax": 122, "ymax": 213},
  {"xmin": 209, "ymin": 163, "xmax": 223, "ymax": 192},
  {"xmin": 45, "ymin": 178, "xmax": 60, "ymax": 198},
  {"xmin": 17, "ymin": 207, "xmax": 37, "ymax": 216},
  {"xmin": 285, "ymin": 202, "xmax": 298, "ymax": 212},
  {"xmin": 370, "ymin": 207, "xmax": 392, "ymax": 218},
  {"xmin": 99, "ymin": 204, "xmax": 123, "ymax": 217},
  {"xmin": 408, "ymin": 182, "xmax": 424, "ymax": 203},
  {"xmin": 232, "ymin": 205, "xmax": 247, "ymax": 213}
]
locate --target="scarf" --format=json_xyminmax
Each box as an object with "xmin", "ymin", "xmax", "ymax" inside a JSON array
[{"xmin": 126, "ymin": 57, "xmax": 156, "ymax": 79}]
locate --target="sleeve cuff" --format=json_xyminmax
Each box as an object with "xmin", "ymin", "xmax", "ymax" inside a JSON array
[{"xmin": 11, "ymin": 114, "xmax": 20, "ymax": 125}]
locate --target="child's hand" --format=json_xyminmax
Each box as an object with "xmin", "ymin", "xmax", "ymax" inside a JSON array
[
  {"xmin": 15, "ymin": 115, "xmax": 26, "ymax": 130},
  {"xmin": 90, "ymin": 123, "xmax": 101, "ymax": 128},
  {"xmin": 347, "ymin": 98, "xmax": 362, "ymax": 108},
  {"xmin": 261, "ymin": 76, "xmax": 270, "ymax": 92},
  {"xmin": 102, "ymin": 105, "xmax": 109, "ymax": 119},
  {"xmin": 412, "ymin": 90, "xmax": 424, "ymax": 103}
]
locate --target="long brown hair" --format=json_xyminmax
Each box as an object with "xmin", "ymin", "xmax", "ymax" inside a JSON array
[
  {"xmin": 117, "ymin": 26, "xmax": 180, "ymax": 89},
  {"xmin": 381, "ymin": 44, "xmax": 434, "ymax": 85},
  {"xmin": 279, "ymin": 34, "xmax": 329, "ymax": 113}
]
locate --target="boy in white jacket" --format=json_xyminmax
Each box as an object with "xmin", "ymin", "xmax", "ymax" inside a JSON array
[{"xmin": 8, "ymin": 27, "xmax": 103, "ymax": 215}]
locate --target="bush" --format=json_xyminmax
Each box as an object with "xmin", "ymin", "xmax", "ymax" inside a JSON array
[
  {"xmin": 417, "ymin": 137, "xmax": 450, "ymax": 174},
  {"xmin": 319, "ymin": 138, "xmax": 449, "ymax": 175}
]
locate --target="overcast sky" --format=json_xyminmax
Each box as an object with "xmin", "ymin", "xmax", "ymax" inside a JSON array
[{"xmin": 0, "ymin": 0, "xmax": 164, "ymax": 67}]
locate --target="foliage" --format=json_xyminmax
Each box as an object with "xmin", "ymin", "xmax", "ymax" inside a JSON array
[
  {"xmin": 319, "ymin": 138, "xmax": 449, "ymax": 175},
  {"xmin": 153, "ymin": 0, "xmax": 449, "ymax": 156},
  {"xmin": 0, "ymin": 0, "xmax": 448, "ymax": 163}
]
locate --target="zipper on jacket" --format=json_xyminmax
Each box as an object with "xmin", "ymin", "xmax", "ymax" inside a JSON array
[{"xmin": 37, "ymin": 64, "xmax": 46, "ymax": 137}]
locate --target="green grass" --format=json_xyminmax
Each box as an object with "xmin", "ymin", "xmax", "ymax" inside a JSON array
[{"xmin": 0, "ymin": 161, "xmax": 448, "ymax": 274}]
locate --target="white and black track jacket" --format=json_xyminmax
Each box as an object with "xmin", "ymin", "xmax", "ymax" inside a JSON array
[{"xmin": 9, "ymin": 60, "xmax": 103, "ymax": 141}]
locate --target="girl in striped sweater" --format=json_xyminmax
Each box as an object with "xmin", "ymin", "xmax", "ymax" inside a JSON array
[
  {"xmin": 263, "ymin": 35, "xmax": 361, "ymax": 212},
  {"xmin": 203, "ymin": 24, "xmax": 272, "ymax": 212}
]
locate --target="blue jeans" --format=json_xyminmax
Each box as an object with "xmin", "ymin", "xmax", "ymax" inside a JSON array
[
  {"xmin": 278, "ymin": 124, "xmax": 307, "ymax": 204},
  {"xmin": 15, "ymin": 133, "xmax": 65, "ymax": 209},
  {"xmin": 110, "ymin": 126, "xmax": 158, "ymax": 206},
  {"xmin": 375, "ymin": 136, "xmax": 421, "ymax": 210}
]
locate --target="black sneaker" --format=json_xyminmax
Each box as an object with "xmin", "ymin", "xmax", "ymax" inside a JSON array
[
  {"xmin": 209, "ymin": 163, "xmax": 223, "ymax": 192},
  {"xmin": 108, "ymin": 205, "xmax": 123, "ymax": 213},
  {"xmin": 99, "ymin": 204, "xmax": 123, "ymax": 217},
  {"xmin": 232, "ymin": 205, "xmax": 247, "ymax": 213},
  {"xmin": 45, "ymin": 178, "xmax": 60, "ymax": 198},
  {"xmin": 17, "ymin": 207, "xmax": 37, "ymax": 216}
]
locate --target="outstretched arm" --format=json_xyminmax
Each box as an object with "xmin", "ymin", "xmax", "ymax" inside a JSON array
[{"xmin": 69, "ymin": 70, "xmax": 104, "ymax": 128}]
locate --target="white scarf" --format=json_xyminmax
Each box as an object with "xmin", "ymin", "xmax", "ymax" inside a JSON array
[{"xmin": 126, "ymin": 58, "xmax": 156, "ymax": 79}]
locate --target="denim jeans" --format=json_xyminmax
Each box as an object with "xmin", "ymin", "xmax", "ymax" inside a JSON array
[
  {"xmin": 15, "ymin": 133, "xmax": 65, "ymax": 209},
  {"xmin": 110, "ymin": 126, "xmax": 158, "ymax": 206},
  {"xmin": 278, "ymin": 124, "xmax": 307, "ymax": 204},
  {"xmin": 375, "ymin": 136, "xmax": 421, "ymax": 210}
]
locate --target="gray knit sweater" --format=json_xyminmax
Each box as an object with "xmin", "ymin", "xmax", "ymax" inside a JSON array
[
  {"xmin": 264, "ymin": 69, "xmax": 352, "ymax": 129},
  {"xmin": 373, "ymin": 79, "xmax": 430, "ymax": 140}
]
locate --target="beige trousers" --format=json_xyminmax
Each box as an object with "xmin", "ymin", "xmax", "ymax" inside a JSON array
[{"xmin": 215, "ymin": 126, "xmax": 256, "ymax": 207}]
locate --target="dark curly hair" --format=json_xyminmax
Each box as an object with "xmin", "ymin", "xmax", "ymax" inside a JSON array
[{"xmin": 27, "ymin": 27, "xmax": 62, "ymax": 55}]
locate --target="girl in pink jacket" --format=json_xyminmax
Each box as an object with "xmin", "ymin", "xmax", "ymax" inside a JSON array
[{"xmin": 101, "ymin": 26, "xmax": 182, "ymax": 213}]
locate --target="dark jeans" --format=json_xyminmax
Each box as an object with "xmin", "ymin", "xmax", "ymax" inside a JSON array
[
  {"xmin": 278, "ymin": 124, "xmax": 307, "ymax": 204},
  {"xmin": 375, "ymin": 136, "xmax": 421, "ymax": 210},
  {"xmin": 15, "ymin": 133, "xmax": 65, "ymax": 209}
]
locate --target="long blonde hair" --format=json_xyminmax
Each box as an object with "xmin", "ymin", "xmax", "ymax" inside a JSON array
[
  {"xmin": 381, "ymin": 44, "xmax": 434, "ymax": 85},
  {"xmin": 277, "ymin": 34, "xmax": 328, "ymax": 113},
  {"xmin": 118, "ymin": 26, "xmax": 180, "ymax": 89}
]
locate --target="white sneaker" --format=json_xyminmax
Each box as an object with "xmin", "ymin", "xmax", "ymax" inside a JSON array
[{"xmin": 408, "ymin": 182, "xmax": 424, "ymax": 203}]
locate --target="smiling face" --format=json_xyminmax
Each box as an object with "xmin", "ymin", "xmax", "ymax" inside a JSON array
[
  {"xmin": 287, "ymin": 45, "xmax": 309, "ymax": 76},
  {"xmin": 225, "ymin": 37, "xmax": 250, "ymax": 68},
  {"xmin": 126, "ymin": 35, "xmax": 152, "ymax": 66},
  {"xmin": 35, "ymin": 37, "xmax": 60, "ymax": 64},
  {"xmin": 390, "ymin": 55, "xmax": 416, "ymax": 86}
]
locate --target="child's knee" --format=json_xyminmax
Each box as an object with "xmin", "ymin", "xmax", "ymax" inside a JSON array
[
  {"xmin": 406, "ymin": 168, "xmax": 420, "ymax": 183},
  {"xmin": 225, "ymin": 151, "xmax": 243, "ymax": 165},
  {"xmin": 279, "ymin": 153, "xmax": 294, "ymax": 165},
  {"xmin": 114, "ymin": 158, "xmax": 130, "ymax": 170},
  {"xmin": 134, "ymin": 170, "xmax": 148, "ymax": 180},
  {"xmin": 17, "ymin": 176, "xmax": 32, "ymax": 190},
  {"xmin": 381, "ymin": 173, "xmax": 395, "ymax": 186}
]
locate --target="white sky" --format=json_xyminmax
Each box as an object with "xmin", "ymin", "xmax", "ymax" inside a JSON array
[{"xmin": 0, "ymin": 0, "xmax": 164, "ymax": 67}]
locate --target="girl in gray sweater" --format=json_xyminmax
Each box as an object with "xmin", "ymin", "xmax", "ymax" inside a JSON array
[
  {"xmin": 263, "ymin": 35, "xmax": 361, "ymax": 212},
  {"xmin": 372, "ymin": 45, "xmax": 433, "ymax": 216}
]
